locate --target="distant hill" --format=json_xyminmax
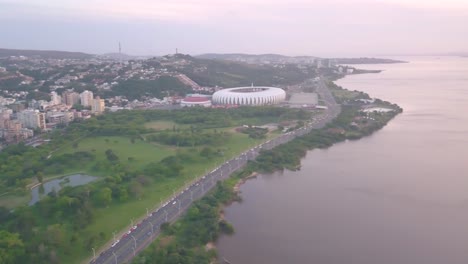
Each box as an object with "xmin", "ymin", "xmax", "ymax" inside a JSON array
[
  {"xmin": 196, "ymin": 53, "xmax": 404, "ymax": 64},
  {"xmin": 198, "ymin": 53, "xmax": 290, "ymax": 60},
  {"xmin": 332, "ymin": 57, "xmax": 407, "ymax": 64},
  {"xmin": 446, "ymin": 52, "xmax": 468, "ymax": 57},
  {"xmin": 197, "ymin": 53, "xmax": 318, "ymax": 61},
  {"xmin": 172, "ymin": 54, "xmax": 315, "ymax": 88},
  {"xmin": 99, "ymin": 53, "xmax": 155, "ymax": 60},
  {"xmin": 0, "ymin": 48, "xmax": 94, "ymax": 59}
]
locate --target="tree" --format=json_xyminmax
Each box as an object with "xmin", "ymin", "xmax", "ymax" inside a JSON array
[
  {"xmin": 129, "ymin": 181, "xmax": 143, "ymax": 199},
  {"xmin": 117, "ymin": 187, "xmax": 128, "ymax": 202},
  {"xmin": 0, "ymin": 230, "xmax": 25, "ymax": 264},
  {"xmin": 94, "ymin": 187, "xmax": 112, "ymax": 206},
  {"xmin": 36, "ymin": 172, "xmax": 44, "ymax": 183},
  {"xmin": 105, "ymin": 149, "xmax": 119, "ymax": 163}
]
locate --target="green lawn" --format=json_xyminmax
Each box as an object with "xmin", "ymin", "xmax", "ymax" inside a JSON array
[
  {"xmin": 56, "ymin": 136, "xmax": 176, "ymax": 170},
  {"xmin": 144, "ymin": 120, "xmax": 189, "ymax": 131},
  {"xmin": 0, "ymin": 194, "xmax": 30, "ymax": 209},
  {"xmin": 330, "ymin": 89, "xmax": 361, "ymax": 101},
  {"xmin": 73, "ymin": 130, "xmax": 281, "ymax": 264}
]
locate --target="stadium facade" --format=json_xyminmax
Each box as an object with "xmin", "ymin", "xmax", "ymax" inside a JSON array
[{"xmin": 212, "ymin": 86, "xmax": 286, "ymax": 106}]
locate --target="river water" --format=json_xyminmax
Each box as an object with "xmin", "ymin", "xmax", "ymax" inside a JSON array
[{"xmin": 217, "ymin": 57, "xmax": 468, "ymax": 264}]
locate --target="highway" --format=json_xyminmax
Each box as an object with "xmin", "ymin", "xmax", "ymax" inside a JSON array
[{"xmin": 91, "ymin": 77, "xmax": 340, "ymax": 264}]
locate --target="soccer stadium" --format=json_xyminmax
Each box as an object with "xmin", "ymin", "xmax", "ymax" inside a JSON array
[{"xmin": 212, "ymin": 86, "xmax": 286, "ymax": 106}]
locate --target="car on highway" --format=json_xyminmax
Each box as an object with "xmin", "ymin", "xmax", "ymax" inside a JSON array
[{"xmin": 111, "ymin": 240, "xmax": 120, "ymax": 247}]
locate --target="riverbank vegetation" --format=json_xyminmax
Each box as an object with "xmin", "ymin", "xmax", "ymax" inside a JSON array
[
  {"xmin": 0, "ymin": 106, "xmax": 310, "ymax": 264},
  {"xmin": 133, "ymin": 82, "xmax": 402, "ymax": 264},
  {"xmin": 133, "ymin": 181, "xmax": 238, "ymax": 264}
]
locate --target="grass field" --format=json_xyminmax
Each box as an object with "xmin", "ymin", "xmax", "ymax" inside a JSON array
[
  {"xmin": 0, "ymin": 194, "xmax": 30, "ymax": 209},
  {"xmin": 72, "ymin": 129, "xmax": 281, "ymax": 264},
  {"xmin": 56, "ymin": 136, "xmax": 176, "ymax": 171},
  {"xmin": 330, "ymin": 88, "xmax": 362, "ymax": 101},
  {"xmin": 144, "ymin": 120, "xmax": 189, "ymax": 131}
]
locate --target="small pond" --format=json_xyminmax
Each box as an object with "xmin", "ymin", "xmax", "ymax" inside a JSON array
[{"xmin": 29, "ymin": 174, "xmax": 98, "ymax": 206}]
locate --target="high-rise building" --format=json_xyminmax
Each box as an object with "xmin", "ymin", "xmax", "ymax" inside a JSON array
[
  {"xmin": 62, "ymin": 91, "xmax": 80, "ymax": 106},
  {"xmin": 91, "ymin": 97, "xmax": 105, "ymax": 114},
  {"xmin": 50, "ymin": 91, "xmax": 61, "ymax": 105},
  {"xmin": 80, "ymin": 90, "xmax": 94, "ymax": 107},
  {"xmin": 16, "ymin": 109, "xmax": 46, "ymax": 130}
]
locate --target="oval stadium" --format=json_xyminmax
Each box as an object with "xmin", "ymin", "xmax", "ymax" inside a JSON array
[{"xmin": 212, "ymin": 86, "xmax": 286, "ymax": 106}]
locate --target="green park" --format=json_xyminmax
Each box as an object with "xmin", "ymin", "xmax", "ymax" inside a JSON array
[{"xmin": 0, "ymin": 106, "xmax": 311, "ymax": 264}]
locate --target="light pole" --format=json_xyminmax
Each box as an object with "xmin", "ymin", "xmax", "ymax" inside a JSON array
[
  {"xmin": 113, "ymin": 252, "xmax": 117, "ymax": 264},
  {"xmin": 149, "ymin": 221, "xmax": 154, "ymax": 234},
  {"xmin": 190, "ymin": 190, "xmax": 193, "ymax": 201},
  {"xmin": 92, "ymin": 247, "xmax": 95, "ymax": 261},
  {"xmin": 112, "ymin": 231, "xmax": 116, "ymax": 243},
  {"xmin": 178, "ymin": 200, "xmax": 181, "ymax": 213},
  {"xmin": 146, "ymin": 207, "xmax": 149, "ymax": 217},
  {"xmin": 164, "ymin": 210, "xmax": 168, "ymax": 222},
  {"xmin": 131, "ymin": 218, "xmax": 134, "ymax": 227}
]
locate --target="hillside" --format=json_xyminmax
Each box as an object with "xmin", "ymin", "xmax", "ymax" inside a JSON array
[
  {"xmin": 333, "ymin": 57, "xmax": 407, "ymax": 64},
  {"xmin": 0, "ymin": 48, "xmax": 94, "ymax": 59},
  {"xmin": 197, "ymin": 53, "xmax": 293, "ymax": 60},
  {"xmin": 170, "ymin": 54, "xmax": 315, "ymax": 87}
]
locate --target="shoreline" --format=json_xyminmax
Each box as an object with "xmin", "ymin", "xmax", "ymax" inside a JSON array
[
  {"xmin": 213, "ymin": 77, "xmax": 402, "ymax": 262},
  {"xmin": 134, "ymin": 75, "xmax": 403, "ymax": 264},
  {"xmin": 233, "ymin": 172, "xmax": 258, "ymax": 194}
]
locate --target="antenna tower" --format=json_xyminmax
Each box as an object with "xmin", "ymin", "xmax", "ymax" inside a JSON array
[{"xmin": 119, "ymin": 42, "xmax": 122, "ymax": 65}]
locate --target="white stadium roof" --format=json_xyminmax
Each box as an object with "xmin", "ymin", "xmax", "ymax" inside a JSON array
[{"xmin": 212, "ymin": 86, "xmax": 286, "ymax": 106}]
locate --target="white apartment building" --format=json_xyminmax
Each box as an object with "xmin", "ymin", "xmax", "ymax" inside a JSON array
[
  {"xmin": 80, "ymin": 90, "xmax": 94, "ymax": 107},
  {"xmin": 16, "ymin": 109, "xmax": 46, "ymax": 130}
]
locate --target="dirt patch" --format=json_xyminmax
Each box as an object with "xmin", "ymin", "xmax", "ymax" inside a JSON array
[
  {"xmin": 233, "ymin": 172, "xmax": 258, "ymax": 193},
  {"xmin": 205, "ymin": 242, "xmax": 216, "ymax": 251},
  {"xmin": 158, "ymin": 235, "xmax": 174, "ymax": 248}
]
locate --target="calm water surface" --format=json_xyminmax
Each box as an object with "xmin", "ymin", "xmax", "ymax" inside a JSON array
[
  {"xmin": 217, "ymin": 57, "xmax": 468, "ymax": 264},
  {"xmin": 29, "ymin": 174, "xmax": 97, "ymax": 205}
]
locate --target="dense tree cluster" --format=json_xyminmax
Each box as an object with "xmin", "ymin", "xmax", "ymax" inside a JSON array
[
  {"xmin": 105, "ymin": 77, "xmax": 191, "ymax": 100},
  {"xmin": 176, "ymin": 57, "xmax": 317, "ymax": 88},
  {"xmin": 239, "ymin": 126, "xmax": 268, "ymax": 139}
]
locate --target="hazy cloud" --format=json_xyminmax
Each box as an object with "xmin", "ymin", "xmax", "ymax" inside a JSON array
[{"xmin": 0, "ymin": 0, "xmax": 467, "ymax": 56}]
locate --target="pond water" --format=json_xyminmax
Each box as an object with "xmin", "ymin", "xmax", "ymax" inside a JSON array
[{"xmin": 29, "ymin": 174, "xmax": 98, "ymax": 205}]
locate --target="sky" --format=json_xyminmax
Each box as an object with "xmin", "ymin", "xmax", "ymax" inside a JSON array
[{"xmin": 0, "ymin": 0, "xmax": 467, "ymax": 57}]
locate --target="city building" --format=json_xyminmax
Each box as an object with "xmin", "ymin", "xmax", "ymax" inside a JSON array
[
  {"xmin": 288, "ymin": 93, "xmax": 319, "ymax": 108},
  {"xmin": 46, "ymin": 111, "xmax": 74, "ymax": 124},
  {"xmin": 62, "ymin": 91, "xmax": 80, "ymax": 106},
  {"xmin": 9, "ymin": 102, "xmax": 26, "ymax": 113},
  {"xmin": 212, "ymin": 86, "xmax": 286, "ymax": 106},
  {"xmin": 80, "ymin": 90, "xmax": 94, "ymax": 107},
  {"xmin": 50, "ymin": 91, "xmax": 61, "ymax": 105},
  {"xmin": 180, "ymin": 97, "xmax": 212, "ymax": 107},
  {"xmin": 17, "ymin": 109, "xmax": 46, "ymax": 130},
  {"xmin": 30, "ymin": 99, "xmax": 49, "ymax": 110},
  {"xmin": 0, "ymin": 120, "xmax": 33, "ymax": 143},
  {"xmin": 91, "ymin": 96, "xmax": 105, "ymax": 114}
]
